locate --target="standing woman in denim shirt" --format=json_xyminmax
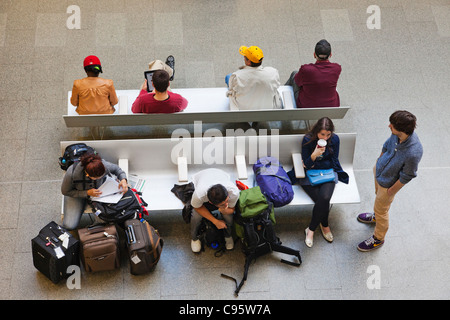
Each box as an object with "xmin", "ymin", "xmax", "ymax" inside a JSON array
[{"xmin": 288, "ymin": 117, "xmax": 348, "ymax": 248}]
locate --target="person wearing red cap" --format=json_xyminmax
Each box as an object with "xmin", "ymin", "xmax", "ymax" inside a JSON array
[{"xmin": 70, "ymin": 55, "xmax": 119, "ymax": 114}]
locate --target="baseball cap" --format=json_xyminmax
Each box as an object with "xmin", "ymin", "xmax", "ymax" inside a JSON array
[
  {"xmin": 239, "ymin": 46, "xmax": 264, "ymax": 64},
  {"xmin": 315, "ymin": 40, "xmax": 331, "ymax": 59},
  {"xmin": 83, "ymin": 55, "xmax": 103, "ymax": 73}
]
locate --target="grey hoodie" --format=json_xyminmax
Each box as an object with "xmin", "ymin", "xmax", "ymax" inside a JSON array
[
  {"xmin": 61, "ymin": 160, "xmax": 127, "ymax": 198},
  {"xmin": 375, "ymin": 132, "xmax": 423, "ymax": 188}
]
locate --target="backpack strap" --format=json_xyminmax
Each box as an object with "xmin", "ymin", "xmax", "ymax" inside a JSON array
[{"xmin": 255, "ymin": 167, "xmax": 292, "ymax": 184}]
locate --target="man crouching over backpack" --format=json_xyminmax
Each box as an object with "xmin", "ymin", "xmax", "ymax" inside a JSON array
[{"xmin": 190, "ymin": 168, "xmax": 240, "ymax": 253}]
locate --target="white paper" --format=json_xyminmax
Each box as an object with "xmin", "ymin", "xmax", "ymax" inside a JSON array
[
  {"xmin": 131, "ymin": 253, "xmax": 141, "ymax": 264},
  {"xmin": 59, "ymin": 232, "xmax": 70, "ymax": 249},
  {"xmin": 128, "ymin": 174, "xmax": 147, "ymax": 193},
  {"xmin": 54, "ymin": 246, "xmax": 65, "ymax": 259},
  {"xmin": 91, "ymin": 176, "xmax": 124, "ymax": 203}
]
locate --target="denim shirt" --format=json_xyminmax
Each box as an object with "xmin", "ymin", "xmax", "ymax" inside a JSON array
[{"xmin": 376, "ymin": 132, "xmax": 423, "ymax": 188}]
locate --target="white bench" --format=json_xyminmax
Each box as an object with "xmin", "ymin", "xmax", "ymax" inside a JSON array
[
  {"xmin": 63, "ymin": 86, "xmax": 350, "ymax": 129},
  {"xmin": 60, "ymin": 133, "xmax": 360, "ymax": 216}
]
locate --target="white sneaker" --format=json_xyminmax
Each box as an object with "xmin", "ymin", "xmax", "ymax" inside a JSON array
[
  {"xmin": 225, "ymin": 237, "xmax": 234, "ymax": 250},
  {"xmin": 191, "ymin": 239, "xmax": 201, "ymax": 253}
]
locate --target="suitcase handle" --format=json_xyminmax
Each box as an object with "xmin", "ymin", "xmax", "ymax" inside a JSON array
[
  {"xmin": 87, "ymin": 224, "xmax": 108, "ymax": 233},
  {"xmin": 125, "ymin": 225, "xmax": 136, "ymax": 244}
]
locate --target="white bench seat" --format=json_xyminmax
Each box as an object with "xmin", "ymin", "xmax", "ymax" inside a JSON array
[
  {"xmin": 63, "ymin": 86, "xmax": 350, "ymax": 128},
  {"xmin": 60, "ymin": 133, "xmax": 360, "ymax": 214}
]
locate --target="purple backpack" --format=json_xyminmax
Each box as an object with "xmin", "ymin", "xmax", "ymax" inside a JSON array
[{"xmin": 253, "ymin": 157, "xmax": 294, "ymax": 208}]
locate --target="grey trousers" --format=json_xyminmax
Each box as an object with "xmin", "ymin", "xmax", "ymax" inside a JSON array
[
  {"xmin": 62, "ymin": 196, "xmax": 87, "ymax": 230},
  {"xmin": 285, "ymin": 70, "xmax": 300, "ymax": 103}
]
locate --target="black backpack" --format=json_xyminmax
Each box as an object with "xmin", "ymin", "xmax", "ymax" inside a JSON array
[
  {"xmin": 198, "ymin": 218, "xmax": 226, "ymax": 256},
  {"xmin": 221, "ymin": 188, "xmax": 302, "ymax": 297},
  {"xmin": 59, "ymin": 143, "xmax": 97, "ymax": 171},
  {"xmin": 90, "ymin": 188, "xmax": 148, "ymax": 225}
]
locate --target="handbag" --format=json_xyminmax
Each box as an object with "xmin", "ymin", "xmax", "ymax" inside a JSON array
[{"xmin": 306, "ymin": 169, "xmax": 335, "ymax": 186}]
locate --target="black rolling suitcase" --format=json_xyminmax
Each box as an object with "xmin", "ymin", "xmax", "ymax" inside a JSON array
[
  {"xmin": 31, "ymin": 221, "xmax": 80, "ymax": 284},
  {"xmin": 124, "ymin": 219, "xmax": 163, "ymax": 275}
]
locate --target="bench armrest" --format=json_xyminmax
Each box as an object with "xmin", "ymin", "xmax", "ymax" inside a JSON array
[
  {"xmin": 291, "ymin": 153, "xmax": 305, "ymax": 178},
  {"xmin": 282, "ymin": 91, "xmax": 295, "ymax": 109},
  {"xmin": 118, "ymin": 158, "xmax": 129, "ymax": 177},
  {"xmin": 235, "ymin": 154, "xmax": 248, "ymax": 180},
  {"xmin": 177, "ymin": 156, "xmax": 188, "ymax": 182},
  {"xmin": 119, "ymin": 96, "xmax": 128, "ymax": 114}
]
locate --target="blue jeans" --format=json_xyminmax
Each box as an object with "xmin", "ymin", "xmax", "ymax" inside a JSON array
[{"xmin": 225, "ymin": 73, "xmax": 232, "ymax": 87}]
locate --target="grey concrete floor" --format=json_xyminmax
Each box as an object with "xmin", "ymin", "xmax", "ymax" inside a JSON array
[{"xmin": 0, "ymin": 0, "xmax": 449, "ymax": 300}]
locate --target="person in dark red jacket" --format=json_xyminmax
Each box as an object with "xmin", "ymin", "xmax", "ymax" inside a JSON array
[{"xmin": 286, "ymin": 39, "xmax": 341, "ymax": 108}]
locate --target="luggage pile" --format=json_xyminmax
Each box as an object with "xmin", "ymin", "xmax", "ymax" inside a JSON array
[{"xmin": 32, "ymin": 191, "xmax": 163, "ymax": 283}]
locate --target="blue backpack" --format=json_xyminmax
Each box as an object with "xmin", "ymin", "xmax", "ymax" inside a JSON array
[{"xmin": 253, "ymin": 157, "xmax": 294, "ymax": 207}]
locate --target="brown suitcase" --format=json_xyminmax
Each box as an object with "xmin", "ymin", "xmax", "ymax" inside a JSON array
[
  {"xmin": 124, "ymin": 219, "xmax": 163, "ymax": 275},
  {"xmin": 78, "ymin": 224, "xmax": 120, "ymax": 272}
]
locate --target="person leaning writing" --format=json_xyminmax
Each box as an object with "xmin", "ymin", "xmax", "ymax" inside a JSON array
[{"xmin": 61, "ymin": 153, "xmax": 128, "ymax": 230}]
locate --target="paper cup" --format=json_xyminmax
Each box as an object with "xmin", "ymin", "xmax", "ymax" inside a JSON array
[{"xmin": 318, "ymin": 139, "xmax": 327, "ymax": 148}]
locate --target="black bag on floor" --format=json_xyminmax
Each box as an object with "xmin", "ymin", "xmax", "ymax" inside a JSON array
[
  {"xmin": 124, "ymin": 219, "xmax": 163, "ymax": 275},
  {"xmin": 221, "ymin": 187, "xmax": 302, "ymax": 296},
  {"xmin": 31, "ymin": 221, "xmax": 80, "ymax": 284},
  {"xmin": 198, "ymin": 217, "xmax": 226, "ymax": 256},
  {"xmin": 90, "ymin": 188, "xmax": 148, "ymax": 225}
]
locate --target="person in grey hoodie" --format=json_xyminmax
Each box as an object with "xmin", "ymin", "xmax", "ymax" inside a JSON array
[
  {"xmin": 357, "ymin": 110, "xmax": 423, "ymax": 251},
  {"xmin": 61, "ymin": 153, "xmax": 128, "ymax": 230}
]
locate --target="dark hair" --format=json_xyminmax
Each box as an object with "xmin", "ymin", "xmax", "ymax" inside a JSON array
[
  {"xmin": 84, "ymin": 65, "xmax": 101, "ymax": 76},
  {"xmin": 389, "ymin": 110, "xmax": 417, "ymax": 135},
  {"xmin": 315, "ymin": 39, "xmax": 331, "ymax": 60},
  {"xmin": 250, "ymin": 60, "xmax": 262, "ymax": 67},
  {"xmin": 307, "ymin": 117, "xmax": 335, "ymax": 140},
  {"xmin": 80, "ymin": 154, "xmax": 105, "ymax": 178},
  {"xmin": 152, "ymin": 69, "xmax": 170, "ymax": 92},
  {"xmin": 207, "ymin": 184, "xmax": 228, "ymax": 206},
  {"xmin": 305, "ymin": 117, "xmax": 335, "ymax": 153}
]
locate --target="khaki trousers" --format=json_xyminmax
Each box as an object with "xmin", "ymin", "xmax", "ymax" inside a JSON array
[{"xmin": 373, "ymin": 166, "xmax": 397, "ymax": 241}]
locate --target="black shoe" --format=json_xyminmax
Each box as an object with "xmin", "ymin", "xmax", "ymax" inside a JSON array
[{"xmin": 165, "ymin": 55, "xmax": 175, "ymax": 81}]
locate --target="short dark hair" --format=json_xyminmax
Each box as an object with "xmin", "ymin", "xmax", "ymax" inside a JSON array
[
  {"xmin": 84, "ymin": 65, "xmax": 101, "ymax": 76},
  {"xmin": 315, "ymin": 39, "xmax": 331, "ymax": 60},
  {"xmin": 152, "ymin": 69, "xmax": 170, "ymax": 92},
  {"xmin": 244, "ymin": 56, "xmax": 262, "ymax": 67},
  {"xmin": 389, "ymin": 110, "xmax": 417, "ymax": 135},
  {"xmin": 207, "ymin": 184, "xmax": 228, "ymax": 206}
]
